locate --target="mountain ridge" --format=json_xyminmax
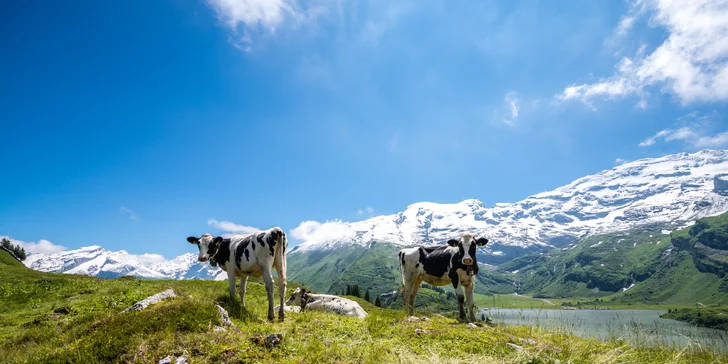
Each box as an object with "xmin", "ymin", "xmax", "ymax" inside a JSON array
[{"xmin": 291, "ymin": 149, "xmax": 728, "ymax": 263}]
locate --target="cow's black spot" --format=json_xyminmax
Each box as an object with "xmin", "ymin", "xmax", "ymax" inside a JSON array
[
  {"xmin": 213, "ymin": 238, "xmax": 231, "ymax": 267},
  {"xmin": 415, "ymin": 263, "xmax": 419, "ymax": 268},
  {"xmin": 449, "ymin": 267, "xmax": 460, "ymax": 289},
  {"xmin": 257, "ymin": 233, "xmax": 266, "ymax": 248},
  {"xmin": 418, "ymin": 246, "xmax": 451, "ymax": 279},
  {"xmin": 266, "ymin": 231, "xmax": 277, "ymax": 257},
  {"xmin": 234, "ymin": 237, "xmax": 251, "ymax": 268},
  {"xmin": 244, "ymin": 248, "xmax": 250, "ymax": 261}
]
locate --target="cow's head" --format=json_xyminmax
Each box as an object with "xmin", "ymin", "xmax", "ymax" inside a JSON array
[
  {"xmin": 187, "ymin": 233, "xmax": 223, "ymax": 263},
  {"xmin": 447, "ymin": 233, "xmax": 489, "ymax": 266},
  {"xmin": 285, "ymin": 287, "xmax": 311, "ymax": 307}
]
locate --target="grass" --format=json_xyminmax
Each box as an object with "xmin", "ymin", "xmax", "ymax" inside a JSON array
[
  {"xmin": 661, "ymin": 307, "xmax": 728, "ymax": 330},
  {"xmin": 2, "ymin": 250, "xmax": 728, "ymax": 363}
]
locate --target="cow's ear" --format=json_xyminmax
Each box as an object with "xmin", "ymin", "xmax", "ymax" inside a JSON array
[
  {"xmin": 187, "ymin": 236, "xmax": 198, "ymax": 244},
  {"xmin": 447, "ymin": 239, "xmax": 459, "ymax": 247},
  {"xmin": 213, "ymin": 236, "xmax": 224, "ymax": 245},
  {"xmin": 476, "ymin": 237, "xmax": 489, "ymax": 246}
]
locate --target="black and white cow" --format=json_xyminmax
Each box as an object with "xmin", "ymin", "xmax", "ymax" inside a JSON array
[
  {"xmin": 398, "ymin": 233, "xmax": 489, "ymax": 322},
  {"xmin": 187, "ymin": 227, "xmax": 288, "ymax": 322}
]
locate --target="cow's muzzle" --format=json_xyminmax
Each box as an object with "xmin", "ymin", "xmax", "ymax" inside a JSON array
[
  {"xmin": 462, "ymin": 258, "xmax": 473, "ymax": 265},
  {"xmin": 198, "ymin": 256, "xmax": 208, "ymax": 262}
]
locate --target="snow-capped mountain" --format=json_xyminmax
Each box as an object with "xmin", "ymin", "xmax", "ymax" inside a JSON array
[
  {"xmin": 25, "ymin": 246, "xmax": 226, "ymax": 280},
  {"xmin": 291, "ymin": 150, "xmax": 728, "ymax": 261}
]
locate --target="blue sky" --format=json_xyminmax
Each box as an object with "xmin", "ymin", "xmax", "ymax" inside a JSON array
[{"xmin": 2, "ymin": 0, "xmax": 728, "ymax": 258}]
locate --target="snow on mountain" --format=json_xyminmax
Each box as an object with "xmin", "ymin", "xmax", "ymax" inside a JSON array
[
  {"xmin": 291, "ymin": 150, "xmax": 728, "ymax": 258},
  {"xmin": 25, "ymin": 247, "xmax": 226, "ymax": 281}
]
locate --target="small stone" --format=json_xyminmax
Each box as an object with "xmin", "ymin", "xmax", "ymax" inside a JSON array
[
  {"xmin": 468, "ymin": 323, "xmax": 478, "ymax": 329},
  {"xmin": 216, "ymin": 305, "xmax": 234, "ymax": 327},
  {"xmin": 265, "ymin": 333, "xmax": 283, "ymax": 347},
  {"xmin": 158, "ymin": 356, "xmax": 173, "ymax": 364},
  {"xmin": 506, "ymin": 343, "xmax": 523, "ymax": 351},
  {"xmin": 174, "ymin": 356, "xmax": 187, "ymax": 364},
  {"xmin": 420, "ymin": 316, "xmax": 430, "ymax": 321},
  {"xmin": 405, "ymin": 316, "xmax": 421, "ymax": 322},
  {"xmin": 415, "ymin": 328, "xmax": 430, "ymax": 334},
  {"xmin": 213, "ymin": 326, "xmax": 227, "ymax": 332}
]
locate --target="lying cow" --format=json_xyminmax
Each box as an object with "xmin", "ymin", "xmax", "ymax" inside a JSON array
[
  {"xmin": 285, "ymin": 288, "xmax": 368, "ymax": 319},
  {"xmin": 187, "ymin": 227, "xmax": 288, "ymax": 321},
  {"xmin": 398, "ymin": 233, "xmax": 489, "ymax": 322}
]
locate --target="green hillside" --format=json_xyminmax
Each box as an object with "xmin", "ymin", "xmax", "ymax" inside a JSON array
[
  {"xmin": 0, "ymin": 248, "xmax": 26, "ymax": 268},
  {"xmin": 287, "ymin": 242, "xmax": 401, "ymax": 297},
  {"xmin": 493, "ymin": 212, "xmax": 728, "ymax": 307},
  {"xmin": 1, "ymin": 253, "xmax": 724, "ymax": 363}
]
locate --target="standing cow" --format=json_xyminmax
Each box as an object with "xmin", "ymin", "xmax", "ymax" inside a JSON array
[
  {"xmin": 187, "ymin": 227, "xmax": 288, "ymax": 322},
  {"xmin": 398, "ymin": 233, "xmax": 489, "ymax": 322}
]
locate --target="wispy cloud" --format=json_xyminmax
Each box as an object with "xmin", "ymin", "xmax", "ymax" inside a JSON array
[
  {"xmin": 357, "ymin": 207, "xmax": 375, "ymax": 216},
  {"xmin": 207, "ymin": 219, "xmax": 259, "ymax": 235},
  {"xmin": 119, "ymin": 207, "xmax": 138, "ymax": 221},
  {"xmin": 205, "ymin": 0, "xmax": 331, "ymax": 50},
  {"xmin": 206, "ymin": 0, "xmax": 293, "ymax": 31},
  {"xmin": 2, "ymin": 236, "xmax": 67, "ymax": 255},
  {"xmin": 503, "ymin": 92, "xmax": 519, "ymax": 125},
  {"xmin": 639, "ymin": 112, "xmax": 728, "ymax": 149},
  {"xmin": 358, "ymin": 2, "xmax": 414, "ymax": 46},
  {"xmin": 615, "ymin": 158, "xmax": 629, "ymax": 165},
  {"xmin": 560, "ymin": 0, "xmax": 728, "ymax": 106},
  {"xmin": 387, "ymin": 133, "xmax": 399, "ymax": 153}
]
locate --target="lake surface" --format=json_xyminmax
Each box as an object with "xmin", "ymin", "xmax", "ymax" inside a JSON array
[{"xmin": 480, "ymin": 308, "xmax": 728, "ymax": 351}]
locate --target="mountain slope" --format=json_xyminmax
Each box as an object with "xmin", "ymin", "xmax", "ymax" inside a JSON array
[
  {"xmin": 292, "ymin": 150, "xmax": 728, "ymax": 266},
  {"xmin": 499, "ymin": 211, "xmax": 728, "ymax": 306}
]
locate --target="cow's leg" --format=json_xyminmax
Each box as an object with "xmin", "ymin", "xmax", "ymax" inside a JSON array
[
  {"xmin": 274, "ymin": 260, "xmax": 287, "ymax": 321},
  {"xmin": 408, "ymin": 280, "xmax": 421, "ymax": 316},
  {"xmin": 227, "ymin": 271, "xmax": 237, "ymax": 306},
  {"xmin": 455, "ymin": 284, "xmax": 466, "ymax": 321},
  {"xmin": 465, "ymin": 282, "xmax": 476, "ymax": 323},
  {"xmin": 262, "ymin": 268, "xmax": 275, "ymax": 321},
  {"xmin": 238, "ymin": 275, "xmax": 249, "ymax": 309}
]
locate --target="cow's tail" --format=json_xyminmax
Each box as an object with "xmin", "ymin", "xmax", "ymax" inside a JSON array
[
  {"xmin": 274, "ymin": 228, "xmax": 287, "ymax": 283},
  {"xmin": 398, "ymin": 251, "xmax": 405, "ymax": 293}
]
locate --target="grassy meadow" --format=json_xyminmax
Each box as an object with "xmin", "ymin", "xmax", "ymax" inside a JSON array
[{"xmin": 2, "ymin": 250, "xmax": 727, "ymax": 363}]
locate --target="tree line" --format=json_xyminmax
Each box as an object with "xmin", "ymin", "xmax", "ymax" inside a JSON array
[
  {"xmin": 1, "ymin": 238, "xmax": 27, "ymax": 261},
  {"xmin": 341, "ymin": 284, "xmax": 383, "ymax": 307}
]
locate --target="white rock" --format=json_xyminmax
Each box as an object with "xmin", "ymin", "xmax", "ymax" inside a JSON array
[{"xmin": 122, "ymin": 289, "xmax": 177, "ymax": 313}]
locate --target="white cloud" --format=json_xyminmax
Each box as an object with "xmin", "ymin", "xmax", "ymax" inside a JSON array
[
  {"xmin": 205, "ymin": 0, "xmax": 332, "ymax": 49},
  {"xmin": 114, "ymin": 251, "xmax": 168, "ymax": 268},
  {"xmin": 206, "ymin": 0, "xmax": 294, "ymax": 32},
  {"xmin": 560, "ymin": 0, "xmax": 728, "ymax": 105},
  {"xmin": 290, "ymin": 220, "xmax": 356, "ymax": 244},
  {"xmin": 357, "ymin": 207, "xmax": 375, "ymax": 215},
  {"xmin": 119, "ymin": 207, "xmax": 138, "ymax": 221},
  {"xmin": 207, "ymin": 219, "xmax": 259, "ymax": 235},
  {"xmin": 503, "ymin": 92, "xmax": 519, "ymax": 125},
  {"xmin": 2, "ymin": 236, "xmax": 67, "ymax": 255},
  {"xmin": 615, "ymin": 158, "xmax": 629, "ymax": 165},
  {"xmin": 639, "ymin": 112, "xmax": 728, "ymax": 148}
]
